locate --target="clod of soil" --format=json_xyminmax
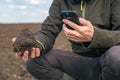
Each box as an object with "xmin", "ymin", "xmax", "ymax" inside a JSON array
[{"xmin": 12, "ymin": 28, "xmax": 40, "ymax": 54}]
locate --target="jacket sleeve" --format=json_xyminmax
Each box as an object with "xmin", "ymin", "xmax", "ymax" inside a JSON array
[
  {"xmin": 88, "ymin": 0, "xmax": 120, "ymax": 49},
  {"xmin": 35, "ymin": 0, "xmax": 62, "ymax": 53}
]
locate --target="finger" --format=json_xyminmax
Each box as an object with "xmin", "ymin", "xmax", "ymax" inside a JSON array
[
  {"xmin": 63, "ymin": 26, "xmax": 73, "ymax": 37},
  {"xmin": 35, "ymin": 48, "xmax": 41, "ymax": 57},
  {"xmin": 68, "ymin": 34, "xmax": 88, "ymax": 42},
  {"xmin": 31, "ymin": 47, "xmax": 36, "ymax": 58},
  {"xmin": 67, "ymin": 34, "xmax": 81, "ymax": 42},
  {"xmin": 63, "ymin": 25, "xmax": 69, "ymax": 36},
  {"xmin": 63, "ymin": 24, "xmax": 87, "ymax": 42},
  {"xmin": 63, "ymin": 19, "xmax": 81, "ymax": 31},
  {"xmin": 63, "ymin": 25, "xmax": 82, "ymax": 37},
  {"xmin": 15, "ymin": 52, "xmax": 22, "ymax": 58},
  {"xmin": 63, "ymin": 21, "xmax": 89, "ymax": 39},
  {"xmin": 63, "ymin": 24, "xmax": 75, "ymax": 34},
  {"xmin": 63, "ymin": 24, "xmax": 68, "ymax": 32},
  {"xmin": 79, "ymin": 18, "xmax": 91, "ymax": 26},
  {"xmin": 63, "ymin": 24, "xmax": 69, "ymax": 36},
  {"xmin": 12, "ymin": 38, "xmax": 17, "ymax": 42},
  {"xmin": 67, "ymin": 30, "xmax": 83, "ymax": 41},
  {"xmin": 23, "ymin": 51, "xmax": 29, "ymax": 61}
]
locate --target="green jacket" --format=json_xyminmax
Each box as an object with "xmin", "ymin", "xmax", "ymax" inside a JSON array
[{"xmin": 35, "ymin": 0, "xmax": 120, "ymax": 57}]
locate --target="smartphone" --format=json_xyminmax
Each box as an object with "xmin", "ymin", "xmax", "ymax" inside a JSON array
[{"xmin": 60, "ymin": 10, "xmax": 80, "ymax": 30}]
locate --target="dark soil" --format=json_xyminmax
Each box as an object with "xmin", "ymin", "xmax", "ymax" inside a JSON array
[
  {"xmin": 0, "ymin": 23, "xmax": 71, "ymax": 80},
  {"xmin": 12, "ymin": 28, "xmax": 41, "ymax": 54}
]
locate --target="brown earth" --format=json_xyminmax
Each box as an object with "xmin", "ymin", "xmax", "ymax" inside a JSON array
[{"xmin": 0, "ymin": 23, "xmax": 71, "ymax": 80}]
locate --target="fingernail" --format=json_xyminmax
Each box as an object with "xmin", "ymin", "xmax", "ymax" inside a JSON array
[
  {"xmin": 36, "ymin": 48, "xmax": 40, "ymax": 57},
  {"xmin": 12, "ymin": 38, "xmax": 17, "ymax": 42},
  {"xmin": 62, "ymin": 19, "xmax": 66, "ymax": 22},
  {"xmin": 15, "ymin": 54, "xmax": 19, "ymax": 58}
]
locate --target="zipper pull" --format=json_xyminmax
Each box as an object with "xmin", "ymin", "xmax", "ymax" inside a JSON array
[{"xmin": 80, "ymin": 0, "xmax": 84, "ymax": 11}]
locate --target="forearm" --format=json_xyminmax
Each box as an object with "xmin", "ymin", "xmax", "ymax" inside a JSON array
[{"xmin": 35, "ymin": 30, "xmax": 56, "ymax": 53}]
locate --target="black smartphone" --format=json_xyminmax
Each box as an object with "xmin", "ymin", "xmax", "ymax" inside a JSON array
[{"xmin": 60, "ymin": 10, "xmax": 80, "ymax": 30}]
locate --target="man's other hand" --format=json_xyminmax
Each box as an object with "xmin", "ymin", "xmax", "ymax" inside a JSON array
[{"xmin": 12, "ymin": 38, "xmax": 41, "ymax": 61}]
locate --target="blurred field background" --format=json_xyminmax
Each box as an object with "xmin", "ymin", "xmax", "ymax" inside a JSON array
[{"xmin": 0, "ymin": 23, "xmax": 71, "ymax": 80}]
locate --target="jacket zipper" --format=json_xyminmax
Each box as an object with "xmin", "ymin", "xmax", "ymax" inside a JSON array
[
  {"xmin": 80, "ymin": 1, "xmax": 98, "ymax": 29},
  {"xmin": 80, "ymin": 0, "xmax": 86, "ymax": 18}
]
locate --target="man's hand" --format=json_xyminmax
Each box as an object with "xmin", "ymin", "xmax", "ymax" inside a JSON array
[
  {"xmin": 12, "ymin": 38, "xmax": 41, "ymax": 61},
  {"xmin": 63, "ymin": 18, "xmax": 94, "ymax": 42}
]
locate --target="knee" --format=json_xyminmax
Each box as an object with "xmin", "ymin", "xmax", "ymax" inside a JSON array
[
  {"xmin": 104, "ymin": 46, "xmax": 120, "ymax": 73},
  {"xmin": 25, "ymin": 58, "xmax": 63, "ymax": 80}
]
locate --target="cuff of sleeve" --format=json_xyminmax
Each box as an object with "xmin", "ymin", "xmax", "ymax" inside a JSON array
[
  {"xmin": 36, "ymin": 40, "xmax": 45, "ymax": 53},
  {"xmin": 88, "ymin": 28, "xmax": 100, "ymax": 48},
  {"xmin": 36, "ymin": 40, "xmax": 45, "ymax": 50},
  {"xmin": 88, "ymin": 28, "xmax": 113, "ymax": 49}
]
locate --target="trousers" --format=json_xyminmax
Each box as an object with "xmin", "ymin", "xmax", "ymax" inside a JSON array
[{"xmin": 25, "ymin": 46, "xmax": 120, "ymax": 80}]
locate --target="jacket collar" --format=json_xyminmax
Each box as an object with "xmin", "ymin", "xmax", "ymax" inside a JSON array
[
  {"xmin": 71, "ymin": 0, "xmax": 91, "ymax": 4},
  {"xmin": 71, "ymin": 0, "xmax": 82, "ymax": 4}
]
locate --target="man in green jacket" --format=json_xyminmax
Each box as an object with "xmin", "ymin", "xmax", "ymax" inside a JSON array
[{"xmin": 13, "ymin": 0, "xmax": 120, "ymax": 80}]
